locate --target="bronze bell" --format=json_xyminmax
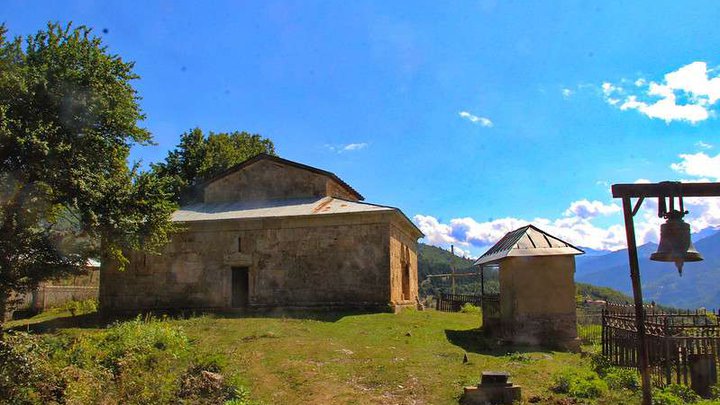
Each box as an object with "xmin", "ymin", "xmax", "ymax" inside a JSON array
[{"xmin": 650, "ymin": 210, "xmax": 703, "ymax": 275}]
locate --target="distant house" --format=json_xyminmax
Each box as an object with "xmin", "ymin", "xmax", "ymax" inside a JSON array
[
  {"xmin": 474, "ymin": 225, "xmax": 583, "ymax": 350},
  {"xmin": 100, "ymin": 154, "xmax": 423, "ymax": 312}
]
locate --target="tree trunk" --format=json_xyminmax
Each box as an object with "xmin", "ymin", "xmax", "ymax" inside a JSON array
[{"xmin": 0, "ymin": 289, "xmax": 7, "ymax": 337}]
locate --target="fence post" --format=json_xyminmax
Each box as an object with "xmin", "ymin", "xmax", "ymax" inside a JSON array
[{"xmin": 664, "ymin": 317, "xmax": 672, "ymax": 386}]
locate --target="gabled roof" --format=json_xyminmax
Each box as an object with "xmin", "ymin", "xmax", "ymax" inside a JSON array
[
  {"xmin": 473, "ymin": 224, "xmax": 584, "ymax": 266},
  {"xmin": 172, "ymin": 196, "xmax": 424, "ymax": 237},
  {"xmin": 198, "ymin": 153, "xmax": 364, "ymax": 201}
]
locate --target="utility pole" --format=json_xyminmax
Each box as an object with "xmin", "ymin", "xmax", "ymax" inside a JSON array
[{"xmin": 450, "ymin": 245, "xmax": 456, "ymax": 295}]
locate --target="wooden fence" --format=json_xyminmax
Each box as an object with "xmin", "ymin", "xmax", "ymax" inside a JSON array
[{"xmin": 602, "ymin": 304, "xmax": 720, "ymax": 388}]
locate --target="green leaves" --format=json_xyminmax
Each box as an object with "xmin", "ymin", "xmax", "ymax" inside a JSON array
[
  {"xmin": 152, "ymin": 128, "xmax": 275, "ymax": 204},
  {"xmin": 0, "ymin": 22, "xmax": 174, "ymax": 308}
]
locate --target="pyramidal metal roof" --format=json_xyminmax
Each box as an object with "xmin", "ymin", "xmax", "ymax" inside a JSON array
[{"xmin": 473, "ymin": 225, "xmax": 584, "ymax": 266}]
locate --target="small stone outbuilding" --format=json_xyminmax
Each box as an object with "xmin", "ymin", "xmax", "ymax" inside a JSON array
[
  {"xmin": 100, "ymin": 154, "xmax": 423, "ymax": 312},
  {"xmin": 473, "ymin": 225, "xmax": 583, "ymax": 350}
]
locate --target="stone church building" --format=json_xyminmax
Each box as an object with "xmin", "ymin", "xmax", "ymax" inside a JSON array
[{"xmin": 100, "ymin": 154, "xmax": 423, "ymax": 312}]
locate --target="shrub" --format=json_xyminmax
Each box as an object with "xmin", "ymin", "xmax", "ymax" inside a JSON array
[
  {"xmin": 460, "ymin": 303, "xmax": 481, "ymax": 314},
  {"xmin": 62, "ymin": 298, "xmax": 98, "ymax": 316},
  {"xmin": 711, "ymin": 383, "xmax": 720, "ymax": 399},
  {"xmin": 590, "ymin": 352, "xmax": 613, "ymax": 376},
  {"xmin": 506, "ymin": 351, "xmax": 534, "ymax": 363},
  {"xmin": 652, "ymin": 390, "xmax": 687, "ymax": 405},
  {"xmin": 551, "ymin": 367, "xmax": 608, "ymax": 399},
  {"xmin": 0, "ymin": 332, "xmax": 64, "ymax": 403},
  {"xmin": 659, "ymin": 384, "xmax": 700, "ymax": 403},
  {"xmin": 177, "ymin": 353, "xmax": 252, "ymax": 404},
  {"xmin": 603, "ymin": 367, "xmax": 640, "ymax": 391}
]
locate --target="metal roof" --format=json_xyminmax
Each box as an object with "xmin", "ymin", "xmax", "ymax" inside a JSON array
[
  {"xmin": 172, "ymin": 196, "xmax": 393, "ymax": 222},
  {"xmin": 472, "ymin": 224, "xmax": 584, "ymax": 266},
  {"xmin": 197, "ymin": 153, "xmax": 364, "ymax": 201}
]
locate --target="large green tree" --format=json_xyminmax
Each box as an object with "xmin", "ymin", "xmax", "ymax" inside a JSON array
[
  {"xmin": 152, "ymin": 128, "xmax": 275, "ymax": 203},
  {"xmin": 0, "ymin": 23, "xmax": 176, "ymax": 325}
]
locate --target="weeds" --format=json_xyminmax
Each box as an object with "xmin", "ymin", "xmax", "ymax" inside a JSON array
[
  {"xmin": 459, "ymin": 303, "xmax": 481, "ymax": 315},
  {"xmin": 0, "ymin": 315, "xmax": 254, "ymax": 404}
]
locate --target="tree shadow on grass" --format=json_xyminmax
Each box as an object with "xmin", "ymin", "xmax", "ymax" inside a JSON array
[
  {"xmin": 5, "ymin": 312, "xmax": 122, "ymax": 334},
  {"xmin": 445, "ymin": 328, "xmax": 556, "ymax": 355}
]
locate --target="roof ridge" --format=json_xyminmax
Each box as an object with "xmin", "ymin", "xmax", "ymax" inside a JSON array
[
  {"xmin": 473, "ymin": 224, "xmax": 584, "ymax": 266},
  {"xmin": 196, "ymin": 153, "xmax": 364, "ymax": 201}
]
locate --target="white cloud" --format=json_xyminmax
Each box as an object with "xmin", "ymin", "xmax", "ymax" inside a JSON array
[
  {"xmin": 342, "ymin": 143, "xmax": 368, "ymax": 152},
  {"xmin": 459, "ymin": 111, "xmax": 493, "ymax": 127},
  {"xmin": 696, "ymin": 141, "xmax": 713, "ymax": 149},
  {"xmin": 670, "ymin": 152, "xmax": 720, "ymax": 181},
  {"xmin": 415, "ymin": 192, "xmax": 720, "ymax": 256},
  {"xmin": 564, "ymin": 199, "xmax": 621, "ymax": 219},
  {"xmin": 603, "ymin": 61, "xmax": 720, "ymax": 123},
  {"xmin": 325, "ymin": 142, "xmax": 369, "ymax": 154},
  {"xmin": 562, "ymin": 88, "xmax": 573, "ymax": 98},
  {"xmin": 415, "ymin": 211, "xmax": 629, "ymax": 253},
  {"xmin": 413, "ymin": 214, "xmax": 456, "ymax": 246},
  {"xmin": 415, "ymin": 148, "xmax": 720, "ymax": 257}
]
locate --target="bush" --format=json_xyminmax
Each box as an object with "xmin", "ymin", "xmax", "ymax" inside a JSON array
[
  {"xmin": 657, "ymin": 384, "xmax": 701, "ymax": 403},
  {"xmin": 506, "ymin": 352, "xmax": 534, "ymax": 363},
  {"xmin": 551, "ymin": 367, "xmax": 608, "ymax": 399},
  {"xmin": 603, "ymin": 367, "xmax": 640, "ymax": 391},
  {"xmin": 460, "ymin": 303, "xmax": 481, "ymax": 314},
  {"xmin": 62, "ymin": 298, "xmax": 98, "ymax": 316},
  {"xmin": 0, "ymin": 332, "xmax": 64, "ymax": 403},
  {"xmin": 590, "ymin": 352, "xmax": 613, "ymax": 376}
]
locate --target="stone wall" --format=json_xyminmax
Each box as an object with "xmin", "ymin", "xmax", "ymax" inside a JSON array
[
  {"xmin": 203, "ymin": 159, "xmax": 358, "ymax": 203},
  {"xmin": 389, "ymin": 223, "xmax": 419, "ymax": 306},
  {"xmin": 101, "ymin": 212, "xmax": 402, "ymax": 312},
  {"xmin": 31, "ymin": 286, "xmax": 99, "ymax": 311},
  {"xmin": 498, "ymin": 255, "xmax": 578, "ymax": 348}
]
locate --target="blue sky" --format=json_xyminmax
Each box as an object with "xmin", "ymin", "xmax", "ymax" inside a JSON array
[{"xmin": 5, "ymin": 1, "xmax": 720, "ymax": 257}]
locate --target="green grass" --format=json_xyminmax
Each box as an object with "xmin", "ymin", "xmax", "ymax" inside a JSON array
[{"xmin": 5, "ymin": 308, "xmax": 646, "ymax": 404}]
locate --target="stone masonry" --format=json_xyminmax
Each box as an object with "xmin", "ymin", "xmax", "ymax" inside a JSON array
[{"xmin": 100, "ymin": 154, "xmax": 423, "ymax": 312}]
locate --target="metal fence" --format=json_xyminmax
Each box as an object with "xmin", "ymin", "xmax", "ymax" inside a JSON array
[
  {"xmin": 601, "ymin": 303, "xmax": 720, "ymax": 388},
  {"xmin": 577, "ymin": 310, "xmax": 603, "ymax": 345},
  {"xmin": 435, "ymin": 293, "xmax": 483, "ymax": 312}
]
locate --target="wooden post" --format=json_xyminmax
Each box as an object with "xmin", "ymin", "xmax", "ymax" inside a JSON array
[
  {"xmin": 480, "ymin": 266, "xmax": 485, "ymax": 299},
  {"xmin": 621, "ymin": 196, "xmax": 652, "ymax": 405},
  {"xmin": 450, "ymin": 245, "xmax": 456, "ymax": 295}
]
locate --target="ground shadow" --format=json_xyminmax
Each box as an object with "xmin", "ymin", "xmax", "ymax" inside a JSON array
[
  {"xmin": 5, "ymin": 312, "xmax": 122, "ymax": 334},
  {"xmin": 214, "ymin": 307, "xmax": 382, "ymax": 323},
  {"xmin": 5, "ymin": 306, "xmax": 386, "ymax": 334},
  {"xmin": 445, "ymin": 328, "xmax": 556, "ymax": 355}
]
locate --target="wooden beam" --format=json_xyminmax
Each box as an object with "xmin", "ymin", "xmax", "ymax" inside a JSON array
[
  {"xmin": 621, "ymin": 197, "xmax": 653, "ymax": 405},
  {"xmin": 612, "ymin": 182, "xmax": 720, "ymax": 198},
  {"xmin": 426, "ymin": 272, "xmax": 480, "ymax": 278}
]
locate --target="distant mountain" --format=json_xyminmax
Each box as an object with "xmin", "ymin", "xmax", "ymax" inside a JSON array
[
  {"xmin": 576, "ymin": 246, "xmax": 612, "ymax": 257},
  {"xmin": 575, "ymin": 228, "xmax": 720, "ymax": 309},
  {"xmin": 693, "ymin": 226, "xmax": 720, "ymax": 242}
]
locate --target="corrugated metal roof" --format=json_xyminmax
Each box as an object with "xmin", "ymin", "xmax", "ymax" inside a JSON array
[
  {"xmin": 172, "ymin": 197, "xmax": 393, "ymax": 222},
  {"xmin": 473, "ymin": 225, "xmax": 584, "ymax": 266}
]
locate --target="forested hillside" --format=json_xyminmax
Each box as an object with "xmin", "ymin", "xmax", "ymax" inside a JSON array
[{"xmin": 417, "ymin": 243, "xmax": 496, "ymax": 296}]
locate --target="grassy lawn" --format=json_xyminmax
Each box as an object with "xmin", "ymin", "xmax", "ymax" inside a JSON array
[
  {"xmin": 174, "ymin": 310, "xmax": 587, "ymax": 404},
  {"xmin": 5, "ymin": 308, "xmax": 644, "ymax": 404}
]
